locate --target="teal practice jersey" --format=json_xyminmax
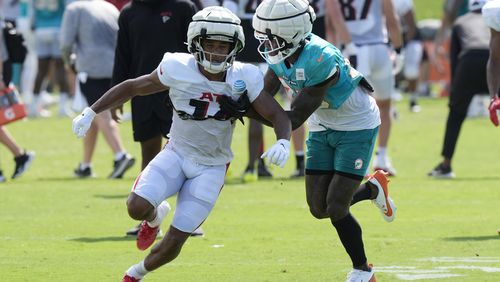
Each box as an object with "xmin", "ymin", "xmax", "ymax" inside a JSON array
[{"xmin": 268, "ymin": 34, "xmax": 363, "ymax": 109}]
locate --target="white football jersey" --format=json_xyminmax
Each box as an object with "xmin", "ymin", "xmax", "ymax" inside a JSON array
[
  {"xmin": 157, "ymin": 52, "xmax": 263, "ymax": 165},
  {"xmin": 342, "ymin": 0, "xmax": 387, "ymax": 44},
  {"xmin": 482, "ymin": 0, "xmax": 500, "ymax": 32},
  {"xmin": 392, "ymin": 0, "xmax": 413, "ymax": 17}
]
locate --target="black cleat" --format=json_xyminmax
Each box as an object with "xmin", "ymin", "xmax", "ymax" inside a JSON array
[
  {"xmin": 109, "ymin": 154, "xmax": 135, "ymax": 179},
  {"xmin": 12, "ymin": 151, "xmax": 35, "ymax": 179},
  {"xmin": 428, "ymin": 163, "xmax": 455, "ymax": 179},
  {"xmin": 74, "ymin": 165, "xmax": 94, "ymax": 178}
]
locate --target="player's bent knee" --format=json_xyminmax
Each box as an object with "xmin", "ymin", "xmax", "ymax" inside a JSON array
[
  {"xmin": 309, "ymin": 207, "xmax": 328, "ymax": 219},
  {"xmin": 326, "ymin": 204, "xmax": 349, "ymax": 222},
  {"xmin": 126, "ymin": 193, "xmax": 154, "ymax": 220}
]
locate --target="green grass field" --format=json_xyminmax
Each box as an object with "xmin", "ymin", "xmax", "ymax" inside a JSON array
[{"xmin": 0, "ymin": 95, "xmax": 499, "ymax": 281}]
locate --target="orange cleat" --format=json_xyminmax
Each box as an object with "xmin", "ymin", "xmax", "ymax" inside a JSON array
[{"xmin": 367, "ymin": 170, "xmax": 396, "ymax": 222}]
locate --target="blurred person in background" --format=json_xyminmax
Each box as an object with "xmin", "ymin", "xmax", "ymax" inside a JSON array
[
  {"xmin": 30, "ymin": 0, "xmax": 73, "ymax": 118},
  {"xmin": 428, "ymin": 0, "xmax": 491, "ymax": 178},
  {"xmin": 340, "ymin": 0, "xmax": 403, "ymax": 176},
  {"xmin": 0, "ymin": 12, "xmax": 35, "ymax": 182},
  {"xmin": 60, "ymin": 0, "xmax": 136, "ymax": 179},
  {"xmin": 1, "ymin": 0, "xmax": 23, "ymax": 88},
  {"xmin": 393, "ymin": 0, "xmax": 423, "ymax": 113}
]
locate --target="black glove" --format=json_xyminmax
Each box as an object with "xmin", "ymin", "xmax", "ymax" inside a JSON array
[
  {"xmin": 359, "ymin": 77, "xmax": 374, "ymax": 93},
  {"xmin": 219, "ymin": 91, "xmax": 251, "ymax": 124}
]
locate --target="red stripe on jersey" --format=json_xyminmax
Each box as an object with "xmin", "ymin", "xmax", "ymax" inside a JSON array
[{"xmin": 132, "ymin": 171, "xmax": 143, "ymax": 191}]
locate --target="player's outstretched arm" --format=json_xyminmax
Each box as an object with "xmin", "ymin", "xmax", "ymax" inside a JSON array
[
  {"xmin": 72, "ymin": 70, "xmax": 168, "ymax": 138},
  {"xmin": 245, "ymin": 69, "xmax": 283, "ymax": 125},
  {"xmin": 91, "ymin": 70, "xmax": 168, "ymax": 114}
]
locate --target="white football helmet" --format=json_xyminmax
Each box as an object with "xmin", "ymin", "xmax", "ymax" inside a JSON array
[
  {"xmin": 187, "ymin": 6, "xmax": 245, "ymax": 73},
  {"xmin": 469, "ymin": 0, "xmax": 490, "ymax": 11},
  {"xmin": 252, "ymin": 0, "xmax": 316, "ymax": 64}
]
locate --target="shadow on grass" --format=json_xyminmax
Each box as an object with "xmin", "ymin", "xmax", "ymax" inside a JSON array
[
  {"xmin": 449, "ymin": 176, "xmax": 500, "ymax": 181},
  {"xmin": 94, "ymin": 194, "xmax": 128, "ymax": 199},
  {"xmin": 69, "ymin": 236, "xmax": 135, "ymax": 243},
  {"xmin": 224, "ymin": 176, "xmax": 303, "ymax": 185},
  {"xmin": 443, "ymin": 235, "xmax": 500, "ymax": 241}
]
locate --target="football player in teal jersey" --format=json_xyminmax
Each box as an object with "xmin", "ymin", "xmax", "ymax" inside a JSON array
[{"xmin": 246, "ymin": 0, "xmax": 396, "ymax": 280}]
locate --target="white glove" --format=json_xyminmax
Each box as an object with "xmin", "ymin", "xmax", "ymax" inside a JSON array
[
  {"xmin": 261, "ymin": 139, "xmax": 290, "ymax": 168},
  {"xmin": 72, "ymin": 107, "xmax": 96, "ymax": 138},
  {"xmin": 392, "ymin": 48, "xmax": 405, "ymax": 75}
]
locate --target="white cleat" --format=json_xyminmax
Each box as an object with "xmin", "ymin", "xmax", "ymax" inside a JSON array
[
  {"xmin": 346, "ymin": 266, "xmax": 376, "ymax": 282},
  {"xmin": 368, "ymin": 170, "xmax": 396, "ymax": 222}
]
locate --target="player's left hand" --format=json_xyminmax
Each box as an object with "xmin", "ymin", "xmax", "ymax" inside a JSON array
[
  {"xmin": 72, "ymin": 107, "xmax": 96, "ymax": 138},
  {"xmin": 261, "ymin": 139, "xmax": 290, "ymax": 168},
  {"xmin": 488, "ymin": 96, "xmax": 500, "ymax": 127},
  {"xmin": 111, "ymin": 104, "xmax": 123, "ymax": 123},
  {"xmin": 219, "ymin": 92, "xmax": 251, "ymax": 120}
]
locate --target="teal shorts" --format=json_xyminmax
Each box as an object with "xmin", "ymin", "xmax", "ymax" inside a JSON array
[{"xmin": 305, "ymin": 127, "xmax": 379, "ymax": 177}]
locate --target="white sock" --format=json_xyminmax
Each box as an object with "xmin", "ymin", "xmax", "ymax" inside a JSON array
[
  {"xmin": 295, "ymin": 150, "xmax": 304, "ymax": 156},
  {"xmin": 114, "ymin": 151, "xmax": 126, "ymax": 161},
  {"xmin": 376, "ymin": 147, "xmax": 387, "ymax": 164},
  {"xmin": 147, "ymin": 202, "xmax": 170, "ymax": 228},
  {"xmin": 80, "ymin": 162, "xmax": 91, "ymax": 170},
  {"xmin": 377, "ymin": 147, "xmax": 386, "ymax": 158},
  {"xmin": 126, "ymin": 261, "xmax": 148, "ymax": 279},
  {"xmin": 30, "ymin": 94, "xmax": 41, "ymax": 112}
]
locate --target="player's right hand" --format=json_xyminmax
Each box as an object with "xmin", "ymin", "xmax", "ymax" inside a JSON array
[
  {"xmin": 72, "ymin": 107, "xmax": 96, "ymax": 138},
  {"xmin": 488, "ymin": 96, "xmax": 500, "ymax": 127},
  {"xmin": 261, "ymin": 139, "xmax": 290, "ymax": 168}
]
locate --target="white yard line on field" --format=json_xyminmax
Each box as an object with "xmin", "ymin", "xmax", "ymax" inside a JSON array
[{"xmin": 377, "ymin": 257, "xmax": 500, "ymax": 280}]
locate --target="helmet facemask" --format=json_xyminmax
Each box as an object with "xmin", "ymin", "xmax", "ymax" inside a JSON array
[
  {"xmin": 193, "ymin": 33, "xmax": 240, "ymax": 73},
  {"xmin": 254, "ymin": 30, "xmax": 300, "ymax": 65}
]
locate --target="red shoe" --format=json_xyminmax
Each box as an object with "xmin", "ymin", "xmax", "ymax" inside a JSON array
[
  {"xmin": 136, "ymin": 221, "xmax": 159, "ymax": 251},
  {"xmin": 123, "ymin": 274, "xmax": 141, "ymax": 282}
]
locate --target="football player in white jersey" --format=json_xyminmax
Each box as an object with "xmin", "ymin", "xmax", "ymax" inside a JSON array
[
  {"xmin": 339, "ymin": 0, "xmax": 403, "ymax": 176},
  {"xmin": 72, "ymin": 6, "xmax": 292, "ymax": 281},
  {"xmin": 483, "ymin": 0, "xmax": 500, "ymax": 127}
]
